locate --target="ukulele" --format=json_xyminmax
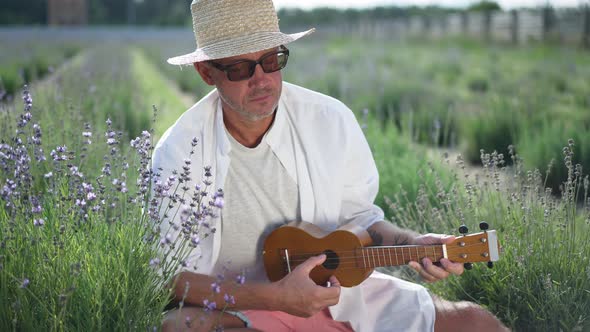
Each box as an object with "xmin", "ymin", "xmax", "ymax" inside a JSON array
[{"xmin": 263, "ymin": 221, "xmax": 499, "ymax": 287}]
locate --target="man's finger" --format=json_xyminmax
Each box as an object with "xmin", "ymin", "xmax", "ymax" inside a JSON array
[
  {"xmin": 409, "ymin": 261, "xmax": 440, "ymax": 283},
  {"xmin": 420, "ymin": 270, "xmax": 438, "ymax": 283},
  {"xmin": 440, "ymin": 258, "xmax": 464, "ymax": 275},
  {"xmin": 440, "ymin": 235, "xmax": 456, "ymax": 244},
  {"xmin": 298, "ymin": 254, "xmax": 327, "ymax": 274},
  {"xmin": 328, "ymin": 275, "xmax": 341, "ymax": 288},
  {"xmin": 422, "ymin": 258, "xmax": 450, "ymax": 280},
  {"xmin": 321, "ymin": 281, "xmax": 342, "ymax": 306}
]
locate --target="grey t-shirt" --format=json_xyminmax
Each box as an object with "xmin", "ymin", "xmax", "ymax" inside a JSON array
[{"xmin": 213, "ymin": 127, "xmax": 301, "ymax": 282}]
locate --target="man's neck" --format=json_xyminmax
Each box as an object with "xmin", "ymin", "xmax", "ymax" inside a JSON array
[{"xmin": 222, "ymin": 109, "xmax": 276, "ymax": 148}]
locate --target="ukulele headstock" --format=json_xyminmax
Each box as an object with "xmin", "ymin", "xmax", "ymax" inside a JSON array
[{"xmin": 447, "ymin": 222, "xmax": 500, "ymax": 269}]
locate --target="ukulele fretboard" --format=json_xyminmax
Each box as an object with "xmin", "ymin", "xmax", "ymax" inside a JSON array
[{"xmin": 360, "ymin": 245, "xmax": 446, "ymax": 268}]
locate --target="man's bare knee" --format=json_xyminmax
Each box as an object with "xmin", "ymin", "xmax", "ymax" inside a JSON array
[{"xmin": 433, "ymin": 296, "xmax": 510, "ymax": 332}]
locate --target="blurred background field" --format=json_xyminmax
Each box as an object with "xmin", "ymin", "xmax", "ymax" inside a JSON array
[{"xmin": 1, "ymin": 0, "xmax": 590, "ymax": 331}]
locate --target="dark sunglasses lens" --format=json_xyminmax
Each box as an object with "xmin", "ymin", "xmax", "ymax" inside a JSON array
[
  {"xmin": 223, "ymin": 50, "xmax": 289, "ymax": 81},
  {"xmin": 261, "ymin": 52, "xmax": 288, "ymax": 73},
  {"xmin": 226, "ymin": 62, "xmax": 254, "ymax": 81}
]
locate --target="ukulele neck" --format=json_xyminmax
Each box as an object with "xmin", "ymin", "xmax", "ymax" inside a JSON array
[{"xmin": 360, "ymin": 245, "xmax": 446, "ymax": 268}]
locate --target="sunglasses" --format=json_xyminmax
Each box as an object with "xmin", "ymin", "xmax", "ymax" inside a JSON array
[{"xmin": 209, "ymin": 46, "xmax": 289, "ymax": 82}]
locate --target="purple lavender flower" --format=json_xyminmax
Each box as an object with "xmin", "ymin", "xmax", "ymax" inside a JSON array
[
  {"xmin": 22, "ymin": 86, "xmax": 32, "ymax": 112},
  {"xmin": 190, "ymin": 234, "xmax": 200, "ymax": 247},
  {"xmin": 31, "ymin": 196, "xmax": 42, "ymax": 213},
  {"xmin": 33, "ymin": 219, "xmax": 44, "ymax": 227},
  {"xmin": 202, "ymin": 299, "xmax": 217, "ymax": 312},
  {"xmin": 213, "ymin": 196, "xmax": 224, "ymax": 209},
  {"xmin": 20, "ymin": 278, "xmax": 30, "ymax": 288},
  {"xmin": 82, "ymin": 182, "xmax": 93, "ymax": 192},
  {"xmin": 224, "ymin": 294, "xmax": 236, "ymax": 305},
  {"xmin": 102, "ymin": 164, "xmax": 111, "ymax": 176},
  {"xmin": 159, "ymin": 234, "xmax": 172, "ymax": 247},
  {"xmin": 236, "ymin": 274, "xmax": 246, "ymax": 285},
  {"xmin": 86, "ymin": 192, "xmax": 97, "ymax": 201},
  {"xmin": 211, "ymin": 282, "xmax": 221, "ymax": 294}
]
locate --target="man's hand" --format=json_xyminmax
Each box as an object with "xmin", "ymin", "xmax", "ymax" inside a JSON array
[
  {"xmin": 273, "ymin": 254, "xmax": 341, "ymax": 317},
  {"xmin": 408, "ymin": 234, "xmax": 464, "ymax": 282}
]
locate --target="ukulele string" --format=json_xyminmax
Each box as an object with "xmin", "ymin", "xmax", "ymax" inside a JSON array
[
  {"xmin": 282, "ymin": 242, "xmax": 487, "ymax": 257},
  {"xmin": 280, "ymin": 242, "xmax": 489, "ymax": 264},
  {"xmin": 280, "ymin": 245, "xmax": 442, "ymax": 257}
]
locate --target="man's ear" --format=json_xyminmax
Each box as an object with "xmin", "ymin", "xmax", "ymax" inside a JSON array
[{"xmin": 194, "ymin": 62, "xmax": 215, "ymax": 86}]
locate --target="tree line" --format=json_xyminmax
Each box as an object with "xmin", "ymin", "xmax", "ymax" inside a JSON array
[{"xmin": 0, "ymin": 0, "xmax": 503, "ymax": 26}]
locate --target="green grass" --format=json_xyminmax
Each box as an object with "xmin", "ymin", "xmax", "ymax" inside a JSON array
[{"xmin": 130, "ymin": 48, "xmax": 192, "ymax": 138}]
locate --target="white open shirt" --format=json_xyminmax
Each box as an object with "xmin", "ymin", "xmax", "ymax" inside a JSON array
[{"xmin": 153, "ymin": 82, "xmax": 435, "ymax": 331}]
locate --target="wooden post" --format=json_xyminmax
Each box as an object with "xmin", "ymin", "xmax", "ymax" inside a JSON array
[
  {"xmin": 439, "ymin": 15, "xmax": 449, "ymax": 37},
  {"xmin": 484, "ymin": 11, "xmax": 492, "ymax": 41},
  {"xmin": 461, "ymin": 12, "xmax": 469, "ymax": 37},
  {"xmin": 542, "ymin": 6, "xmax": 553, "ymax": 42},
  {"xmin": 511, "ymin": 10, "xmax": 519, "ymax": 45},
  {"xmin": 422, "ymin": 15, "xmax": 431, "ymax": 37},
  {"xmin": 583, "ymin": 5, "xmax": 590, "ymax": 49}
]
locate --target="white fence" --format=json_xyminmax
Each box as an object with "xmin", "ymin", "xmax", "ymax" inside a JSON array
[{"xmin": 322, "ymin": 7, "xmax": 590, "ymax": 48}]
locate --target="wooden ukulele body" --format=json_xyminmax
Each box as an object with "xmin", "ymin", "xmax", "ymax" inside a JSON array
[{"xmin": 263, "ymin": 221, "xmax": 375, "ymax": 287}]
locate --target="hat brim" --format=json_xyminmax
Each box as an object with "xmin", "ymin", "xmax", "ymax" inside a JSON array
[{"xmin": 167, "ymin": 28, "xmax": 315, "ymax": 65}]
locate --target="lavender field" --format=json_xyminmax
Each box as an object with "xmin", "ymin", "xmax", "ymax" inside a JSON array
[{"xmin": 1, "ymin": 27, "xmax": 589, "ymax": 331}]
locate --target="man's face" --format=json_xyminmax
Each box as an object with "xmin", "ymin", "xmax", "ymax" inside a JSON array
[{"xmin": 196, "ymin": 47, "xmax": 284, "ymax": 123}]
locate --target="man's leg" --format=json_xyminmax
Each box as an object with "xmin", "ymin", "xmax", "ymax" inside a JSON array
[
  {"xmin": 162, "ymin": 306, "xmax": 261, "ymax": 332},
  {"xmin": 432, "ymin": 296, "xmax": 510, "ymax": 332}
]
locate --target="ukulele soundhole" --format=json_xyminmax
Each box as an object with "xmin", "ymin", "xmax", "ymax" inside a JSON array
[{"xmin": 321, "ymin": 250, "xmax": 339, "ymax": 270}]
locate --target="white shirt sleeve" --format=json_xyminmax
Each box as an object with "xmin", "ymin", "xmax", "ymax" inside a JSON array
[{"xmin": 338, "ymin": 108, "xmax": 385, "ymax": 230}]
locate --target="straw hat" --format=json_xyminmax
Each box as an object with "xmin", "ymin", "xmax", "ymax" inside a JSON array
[{"xmin": 167, "ymin": 0, "xmax": 315, "ymax": 65}]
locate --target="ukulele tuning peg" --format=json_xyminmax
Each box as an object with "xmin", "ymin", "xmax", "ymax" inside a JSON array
[
  {"xmin": 479, "ymin": 221, "xmax": 489, "ymax": 231},
  {"xmin": 487, "ymin": 262, "xmax": 494, "ymax": 269},
  {"xmin": 458, "ymin": 225, "xmax": 468, "ymax": 235},
  {"xmin": 464, "ymin": 262, "xmax": 473, "ymax": 270}
]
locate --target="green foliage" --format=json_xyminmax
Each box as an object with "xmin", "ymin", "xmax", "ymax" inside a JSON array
[
  {"xmin": 459, "ymin": 99, "xmax": 520, "ymax": 165},
  {"xmin": 518, "ymin": 121, "xmax": 590, "ymax": 196},
  {"xmin": 129, "ymin": 48, "xmax": 192, "ymax": 138},
  {"xmin": 403, "ymin": 148, "xmax": 590, "ymax": 331},
  {"xmin": 361, "ymin": 115, "xmax": 455, "ymax": 221},
  {"xmin": 0, "ymin": 0, "xmax": 47, "ymax": 25},
  {"xmin": 468, "ymin": 1, "xmax": 502, "ymax": 12},
  {"xmin": 137, "ymin": 44, "xmax": 212, "ymax": 102},
  {"xmin": 0, "ymin": 43, "xmax": 81, "ymax": 101},
  {"xmin": 0, "ymin": 44, "xmax": 216, "ymax": 331},
  {"xmin": 0, "ymin": 89, "xmax": 170, "ymax": 330},
  {"xmin": 0, "ymin": 196, "xmax": 168, "ymax": 330}
]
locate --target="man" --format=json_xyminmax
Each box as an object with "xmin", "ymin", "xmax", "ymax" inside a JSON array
[{"xmin": 153, "ymin": 0, "xmax": 509, "ymax": 331}]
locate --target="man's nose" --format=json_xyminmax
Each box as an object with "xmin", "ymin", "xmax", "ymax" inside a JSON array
[{"xmin": 248, "ymin": 63, "xmax": 269, "ymax": 86}]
